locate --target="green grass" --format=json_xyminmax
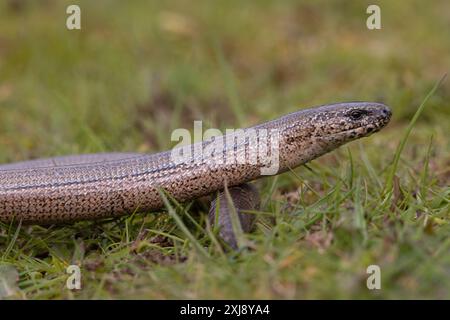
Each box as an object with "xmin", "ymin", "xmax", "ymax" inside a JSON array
[{"xmin": 0, "ymin": 0, "xmax": 449, "ymax": 299}]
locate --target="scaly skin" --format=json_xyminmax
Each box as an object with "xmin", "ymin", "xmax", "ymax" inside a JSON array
[{"xmin": 0, "ymin": 102, "xmax": 391, "ymax": 224}]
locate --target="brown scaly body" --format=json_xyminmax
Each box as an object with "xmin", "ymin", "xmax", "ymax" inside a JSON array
[{"xmin": 0, "ymin": 102, "xmax": 391, "ymax": 224}]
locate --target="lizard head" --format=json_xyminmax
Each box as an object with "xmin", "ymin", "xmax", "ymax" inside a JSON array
[
  {"xmin": 312, "ymin": 101, "xmax": 392, "ymax": 141},
  {"xmin": 276, "ymin": 102, "xmax": 392, "ymax": 170}
]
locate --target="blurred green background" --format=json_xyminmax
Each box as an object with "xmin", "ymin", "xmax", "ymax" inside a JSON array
[{"xmin": 0, "ymin": 0, "xmax": 449, "ymax": 299}]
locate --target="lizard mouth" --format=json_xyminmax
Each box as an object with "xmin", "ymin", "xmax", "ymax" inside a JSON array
[
  {"xmin": 335, "ymin": 111, "xmax": 391, "ymax": 139},
  {"xmin": 324, "ymin": 120, "xmax": 387, "ymax": 140}
]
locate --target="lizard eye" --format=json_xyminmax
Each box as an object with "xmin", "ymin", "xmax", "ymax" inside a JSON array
[{"xmin": 347, "ymin": 109, "xmax": 368, "ymax": 120}]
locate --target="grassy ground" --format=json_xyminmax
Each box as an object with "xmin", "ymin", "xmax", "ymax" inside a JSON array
[{"xmin": 0, "ymin": 0, "xmax": 449, "ymax": 299}]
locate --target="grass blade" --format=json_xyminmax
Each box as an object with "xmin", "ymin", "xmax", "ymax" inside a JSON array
[
  {"xmin": 385, "ymin": 74, "xmax": 447, "ymax": 194},
  {"xmin": 158, "ymin": 189, "xmax": 209, "ymax": 258}
]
